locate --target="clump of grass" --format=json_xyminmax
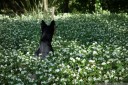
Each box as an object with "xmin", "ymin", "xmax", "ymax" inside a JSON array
[{"xmin": 0, "ymin": 13, "xmax": 128, "ymax": 84}]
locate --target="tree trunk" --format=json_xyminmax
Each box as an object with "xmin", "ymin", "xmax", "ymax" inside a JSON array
[{"xmin": 44, "ymin": 0, "xmax": 48, "ymax": 12}]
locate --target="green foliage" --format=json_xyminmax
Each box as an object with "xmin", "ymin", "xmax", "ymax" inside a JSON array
[
  {"xmin": 0, "ymin": 0, "xmax": 128, "ymax": 14},
  {"xmin": 100, "ymin": 0, "xmax": 128, "ymax": 13},
  {"xmin": 0, "ymin": 0, "xmax": 42, "ymax": 14},
  {"xmin": 0, "ymin": 13, "xmax": 128, "ymax": 84}
]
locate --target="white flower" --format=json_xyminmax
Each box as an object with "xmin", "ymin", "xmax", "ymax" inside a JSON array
[
  {"xmin": 92, "ymin": 42, "xmax": 97, "ymax": 45},
  {"xmin": 89, "ymin": 60, "xmax": 95, "ymax": 63},
  {"xmin": 84, "ymin": 72, "xmax": 87, "ymax": 75},
  {"xmin": 91, "ymin": 64, "xmax": 96, "ymax": 68},
  {"xmin": 49, "ymin": 68, "xmax": 52, "ymax": 72},
  {"xmin": 76, "ymin": 57, "xmax": 80, "ymax": 61},
  {"xmin": 88, "ymin": 77, "xmax": 92, "ymax": 81},
  {"xmin": 96, "ymin": 77, "xmax": 101, "ymax": 81},
  {"xmin": 53, "ymin": 83, "xmax": 56, "ymax": 85},
  {"xmin": 61, "ymin": 63, "xmax": 65, "ymax": 67},
  {"xmin": 93, "ymin": 77, "xmax": 97, "ymax": 81},
  {"xmin": 26, "ymin": 52, "xmax": 30, "ymax": 55},
  {"xmin": 55, "ymin": 77, "xmax": 59, "ymax": 81},
  {"xmin": 109, "ymin": 74, "xmax": 114, "ymax": 78},
  {"xmin": 104, "ymin": 74, "xmax": 108, "ymax": 79},
  {"xmin": 85, "ymin": 66, "xmax": 91, "ymax": 70},
  {"xmin": 101, "ymin": 62, "xmax": 106, "ymax": 65},
  {"xmin": 107, "ymin": 61, "xmax": 110, "ymax": 64},
  {"xmin": 78, "ymin": 68, "xmax": 82, "ymax": 72},
  {"xmin": 70, "ymin": 57, "xmax": 75, "ymax": 62},
  {"xmin": 79, "ymin": 79, "xmax": 83, "ymax": 82},
  {"xmin": 104, "ymin": 80, "xmax": 109, "ymax": 83},
  {"xmin": 73, "ymin": 73, "xmax": 76, "ymax": 77},
  {"xmin": 60, "ymin": 78, "xmax": 65, "ymax": 81},
  {"xmin": 55, "ymin": 69, "xmax": 60, "ymax": 72},
  {"xmin": 93, "ymin": 50, "xmax": 98, "ymax": 55},
  {"xmin": 8, "ymin": 74, "xmax": 12, "ymax": 78},
  {"xmin": 82, "ymin": 59, "xmax": 86, "ymax": 63},
  {"xmin": 67, "ymin": 65, "xmax": 70, "ymax": 68},
  {"xmin": 36, "ymin": 71, "xmax": 41, "ymax": 74},
  {"xmin": 112, "ymin": 70, "xmax": 115, "ymax": 74},
  {"xmin": 119, "ymin": 77, "xmax": 123, "ymax": 80},
  {"xmin": 50, "ymin": 63, "xmax": 54, "ymax": 66},
  {"xmin": 121, "ymin": 68, "xmax": 125, "ymax": 72},
  {"xmin": 82, "ymin": 49, "xmax": 87, "ymax": 54},
  {"xmin": 21, "ymin": 71, "xmax": 26, "ymax": 74},
  {"xmin": 85, "ymin": 66, "xmax": 89, "ymax": 69}
]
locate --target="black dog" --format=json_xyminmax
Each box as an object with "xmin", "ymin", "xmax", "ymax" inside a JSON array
[{"xmin": 35, "ymin": 20, "xmax": 55, "ymax": 59}]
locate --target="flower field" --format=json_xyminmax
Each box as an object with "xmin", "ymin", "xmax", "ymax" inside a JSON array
[{"xmin": 0, "ymin": 13, "xmax": 128, "ymax": 85}]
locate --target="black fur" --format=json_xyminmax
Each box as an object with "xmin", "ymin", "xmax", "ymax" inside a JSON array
[{"xmin": 35, "ymin": 20, "xmax": 55, "ymax": 59}]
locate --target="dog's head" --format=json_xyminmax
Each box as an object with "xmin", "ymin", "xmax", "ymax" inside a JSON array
[{"xmin": 40, "ymin": 20, "xmax": 55, "ymax": 42}]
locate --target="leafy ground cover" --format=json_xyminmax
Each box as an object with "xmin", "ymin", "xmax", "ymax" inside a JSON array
[{"xmin": 0, "ymin": 13, "xmax": 128, "ymax": 85}]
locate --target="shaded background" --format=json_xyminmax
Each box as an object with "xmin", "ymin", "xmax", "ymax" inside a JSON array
[{"xmin": 0, "ymin": 0, "xmax": 128, "ymax": 15}]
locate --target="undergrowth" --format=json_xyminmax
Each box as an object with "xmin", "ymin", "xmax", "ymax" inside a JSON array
[{"xmin": 0, "ymin": 13, "xmax": 128, "ymax": 84}]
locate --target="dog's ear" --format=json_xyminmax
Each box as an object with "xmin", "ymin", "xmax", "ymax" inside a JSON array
[
  {"xmin": 50, "ymin": 20, "xmax": 55, "ymax": 27},
  {"xmin": 41, "ymin": 20, "xmax": 47, "ymax": 28},
  {"xmin": 49, "ymin": 20, "xmax": 55, "ymax": 34},
  {"xmin": 41, "ymin": 20, "xmax": 47, "ymax": 33}
]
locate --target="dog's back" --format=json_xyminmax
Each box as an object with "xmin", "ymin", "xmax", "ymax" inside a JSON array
[{"xmin": 35, "ymin": 20, "xmax": 55, "ymax": 59}]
